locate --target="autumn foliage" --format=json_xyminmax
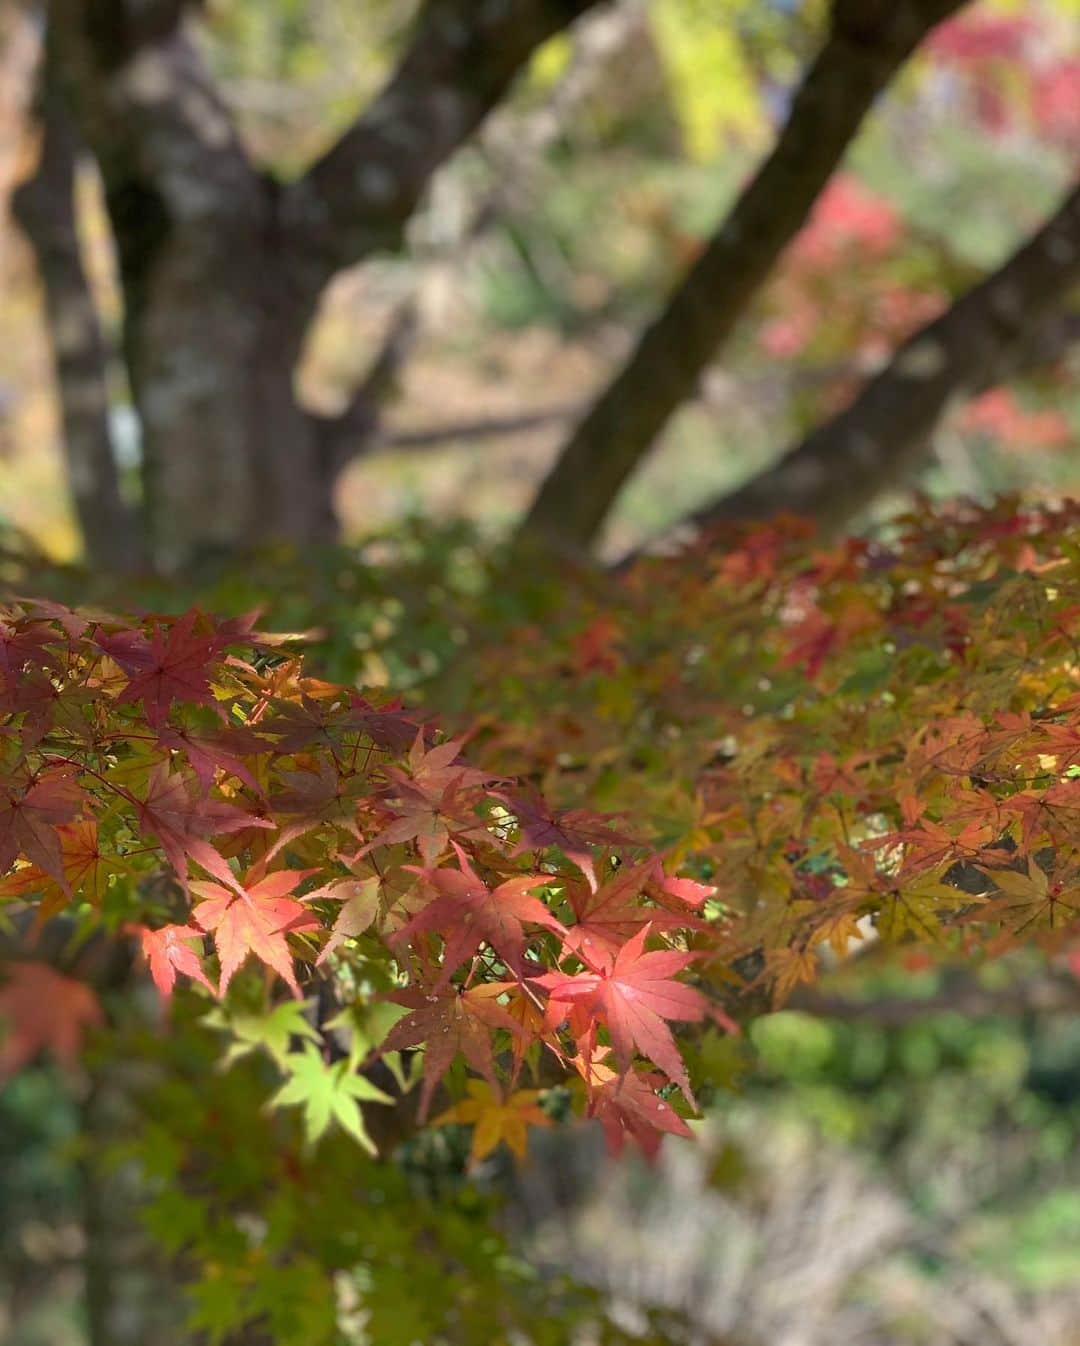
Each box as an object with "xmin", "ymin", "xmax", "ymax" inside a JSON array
[
  {"xmin": 5, "ymin": 499, "xmax": 1080, "ymax": 1167},
  {"xmin": 0, "ymin": 598, "xmax": 717, "ymax": 1157}
]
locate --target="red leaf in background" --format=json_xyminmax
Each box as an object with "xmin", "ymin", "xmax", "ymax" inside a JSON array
[
  {"xmin": 536, "ymin": 925, "xmax": 707, "ymax": 1103},
  {"xmin": 0, "ymin": 767, "xmax": 83, "ymax": 890},
  {"xmin": 571, "ymin": 616, "xmax": 622, "ymax": 675},
  {"xmin": 395, "ymin": 842, "xmax": 562, "ymax": 979},
  {"xmin": 135, "ymin": 924, "xmax": 214, "ymax": 999},
  {"xmin": 191, "ymin": 870, "xmax": 320, "ymax": 997},
  {"xmin": 0, "ymin": 963, "xmax": 103, "ymax": 1075}
]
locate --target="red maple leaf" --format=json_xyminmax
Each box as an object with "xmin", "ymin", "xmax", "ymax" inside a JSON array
[
  {"xmin": 135, "ymin": 923, "xmax": 214, "ymax": 999},
  {"xmin": 535, "ymin": 925, "xmax": 707, "ymax": 1103},
  {"xmin": 394, "ymin": 842, "xmax": 562, "ymax": 979},
  {"xmin": 363, "ymin": 734, "xmax": 494, "ymax": 865},
  {"xmin": 560, "ymin": 857, "xmax": 685, "ymax": 964},
  {"xmin": 134, "ymin": 763, "xmax": 271, "ymax": 895},
  {"xmin": 0, "ymin": 963, "xmax": 103, "ymax": 1075},
  {"xmin": 191, "ymin": 869, "xmax": 320, "ymax": 997},
  {"xmin": 574, "ymin": 1050, "xmax": 692, "ymax": 1158},
  {"xmin": 377, "ymin": 983, "xmax": 525, "ymax": 1121},
  {"xmin": 496, "ymin": 786, "xmax": 636, "ymax": 891},
  {"xmin": 0, "ymin": 767, "xmax": 84, "ymax": 889},
  {"xmin": 99, "ymin": 609, "xmax": 225, "ymax": 727}
]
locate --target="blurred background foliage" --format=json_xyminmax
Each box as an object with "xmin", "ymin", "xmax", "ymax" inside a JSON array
[
  {"xmin": 0, "ymin": 0, "xmax": 1076, "ymax": 560},
  {"xmin": 1, "ymin": 0, "xmax": 1079, "ymax": 1342}
]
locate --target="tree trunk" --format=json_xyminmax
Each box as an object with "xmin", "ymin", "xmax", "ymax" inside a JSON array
[
  {"xmin": 47, "ymin": 0, "xmax": 338, "ymax": 571},
  {"xmin": 13, "ymin": 104, "xmax": 143, "ymax": 571},
  {"xmin": 119, "ymin": 202, "xmax": 326, "ymax": 569},
  {"xmin": 40, "ymin": 0, "xmax": 603, "ymax": 572}
]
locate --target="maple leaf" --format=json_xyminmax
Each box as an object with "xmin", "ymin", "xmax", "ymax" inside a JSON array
[
  {"xmin": 999, "ymin": 780, "xmax": 1080, "ymax": 849},
  {"xmin": 270, "ymin": 1044, "xmax": 392, "ymax": 1152},
  {"xmin": 135, "ymin": 923, "xmax": 214, "ymax": 999},
  {"xmin": 376, "ymin": 983, "xmax": 524, "ymax": 1120},
  {"xmin": 561, "ymin": 857, "xmax": 679, "ymax": 964},
  {"xmin": 1039, "ymin": 719, "xmax": 1080, "ymax": 770},
  {"xmin": 394, "ymin": 842, "xmax": 562, "ymax": 979},
  {"xmin": 874, "ymin": 867, "xmax": 971, "ymax": 944},
  {"xmin": 0, "ymin": 613, "xmax": 64, "ymax": 679},
  {"xmin": 0, "ymin": 767, "xmax": 84, "ymax": 890},
  {"xmin": 156, "ymin": 723, "xmax": 265, "ymax": 793},
  {"xmin": 978, "ymin": 858, "xmax": 1080, "ymax": 938},
  {"xmin": 365, "ymin": 735, "xmax": 493, "ymax": 865},
  {"xmin": 204, "ymin": 998, "xmax": 322, "ymax": 1068},
  {"xmin": 259, "ymin": 691, "xmax": 365, "ymax": 753},
  {"xmin": 99, "ymin": 609, "xmax": 224, "ymax": 727},
  {"xmin": 760, "ymin": 945, "xmax": 820, "ymax": 1004},
  {"xmin": 650, "ymin": 869, "xmax": 718, "ymax": 910},
  {"xmin": 134, "ymin": 763, "xmax": 271, "ymax": 896},
  {"xmin": 0, "ymin": 820, "xmax": 116, "ymax": 920},
  {"xmin": 496, "ymin": 786, "xmax": 636, "ymax": 891},
  {"xmin": 535, "ymin": 925, "xmax": 706, "ymax": 1103},
  {"xmin": 433, "ymin": 1080, "xmax": 550, "ymax": 1161},
  {"xmin": 312, "ymin": 876, "xmax": 380, "ymax": 966},
  {"xmin": 574, "ymin": 1050, "xmax": 692, "ymax": 1158},
  {"xmin": 348, "ymin": 693, "xmax": 423, "ymax": 752},
  {"xmin": 264, "ymin": 760, "xmax": 368, "ymax": 860},
  {"xmin": 0, "ymin": 963, "xmax": 103, "ymax": 1075},
  {"xmin": 191, "ymin": 869, "xmax": 321, "ymax": 997}
]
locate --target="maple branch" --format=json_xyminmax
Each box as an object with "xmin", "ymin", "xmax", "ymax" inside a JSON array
[
  {"xmin": 517, "ymin": 0, "xmax": 968, "ymax": 557},
  {"xmin": 384, "ymin": 404, "xmax": 580, "ymax": 451},
  {"xmin": 283, "ymin": 0, "xmax": 606, "ymax": 284},
  {"xmin": 309, "ymin": 5, "xmax": 643, "ymax": 489},
  {"xmin": 682, "ymin": 180, "xmax": 1080, "ymax": 540},
  {"xmin": 311, "ymin": 300, "xmax": 422, "ymax": 485},
  {"xmin": 12, "ymin": 31, "xmax": 144, "ymax": 572}
]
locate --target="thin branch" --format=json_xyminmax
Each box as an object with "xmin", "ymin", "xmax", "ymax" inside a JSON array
[
  {"xmin": 284, "ymin": 0, "xmax": 605, "ymax": 284},
  {"xmin": 517, "ymin": 0, "xmax": 969, "ymax": 556},
  {"xmin": 12, "ymin": 48, "xmax": 144, "ymax": 571},
  {"xmin": 383, "ymin": 404, "xmax": 579, "ymax": 451},
  {"xmin": 684, "ymin": 181, "xmax": 1080, "ymax": 540},
  {"xmin": 311, "ymin": 299, "xmax": 421, "ymax": 483}
]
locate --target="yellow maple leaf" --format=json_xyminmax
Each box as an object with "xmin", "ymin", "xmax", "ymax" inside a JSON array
[{"xmin": 433, "ymin": 1080, "xmax": 550, "ymax": 1161}]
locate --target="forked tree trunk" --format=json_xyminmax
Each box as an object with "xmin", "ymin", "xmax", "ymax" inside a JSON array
[{"xmin": 32, "ymin": 0, "xmax": 604, "ymax": 571}]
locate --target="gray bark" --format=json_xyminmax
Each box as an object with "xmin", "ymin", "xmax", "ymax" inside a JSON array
[
  {"xmin": 42, "ymin": 0, "xmax": 603, "ymax": 569},
  {"xmin": 12, "ymin": 34, "xmax": 142, "ymax": 571}
]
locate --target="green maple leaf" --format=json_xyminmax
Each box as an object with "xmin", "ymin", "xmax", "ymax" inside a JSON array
[
  {"xmin": 270, "ymin": 1044, "xmax": 392, "ymax": 1152},
  {"xmin": 205, "ymin": 999, "xmax": 321, "ymax": 1069}
]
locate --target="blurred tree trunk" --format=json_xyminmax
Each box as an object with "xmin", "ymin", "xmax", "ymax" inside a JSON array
[
  {"xmin": 20, "ymin": 0, "xmax": 602, "ymax": 571},
  {"xmin": 520, "ymin": 0, "xmax": 969, "ymax": 556},
  {"xmin": 12, "ymin": 38, "xmax": 143, "ymax": 571}
]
